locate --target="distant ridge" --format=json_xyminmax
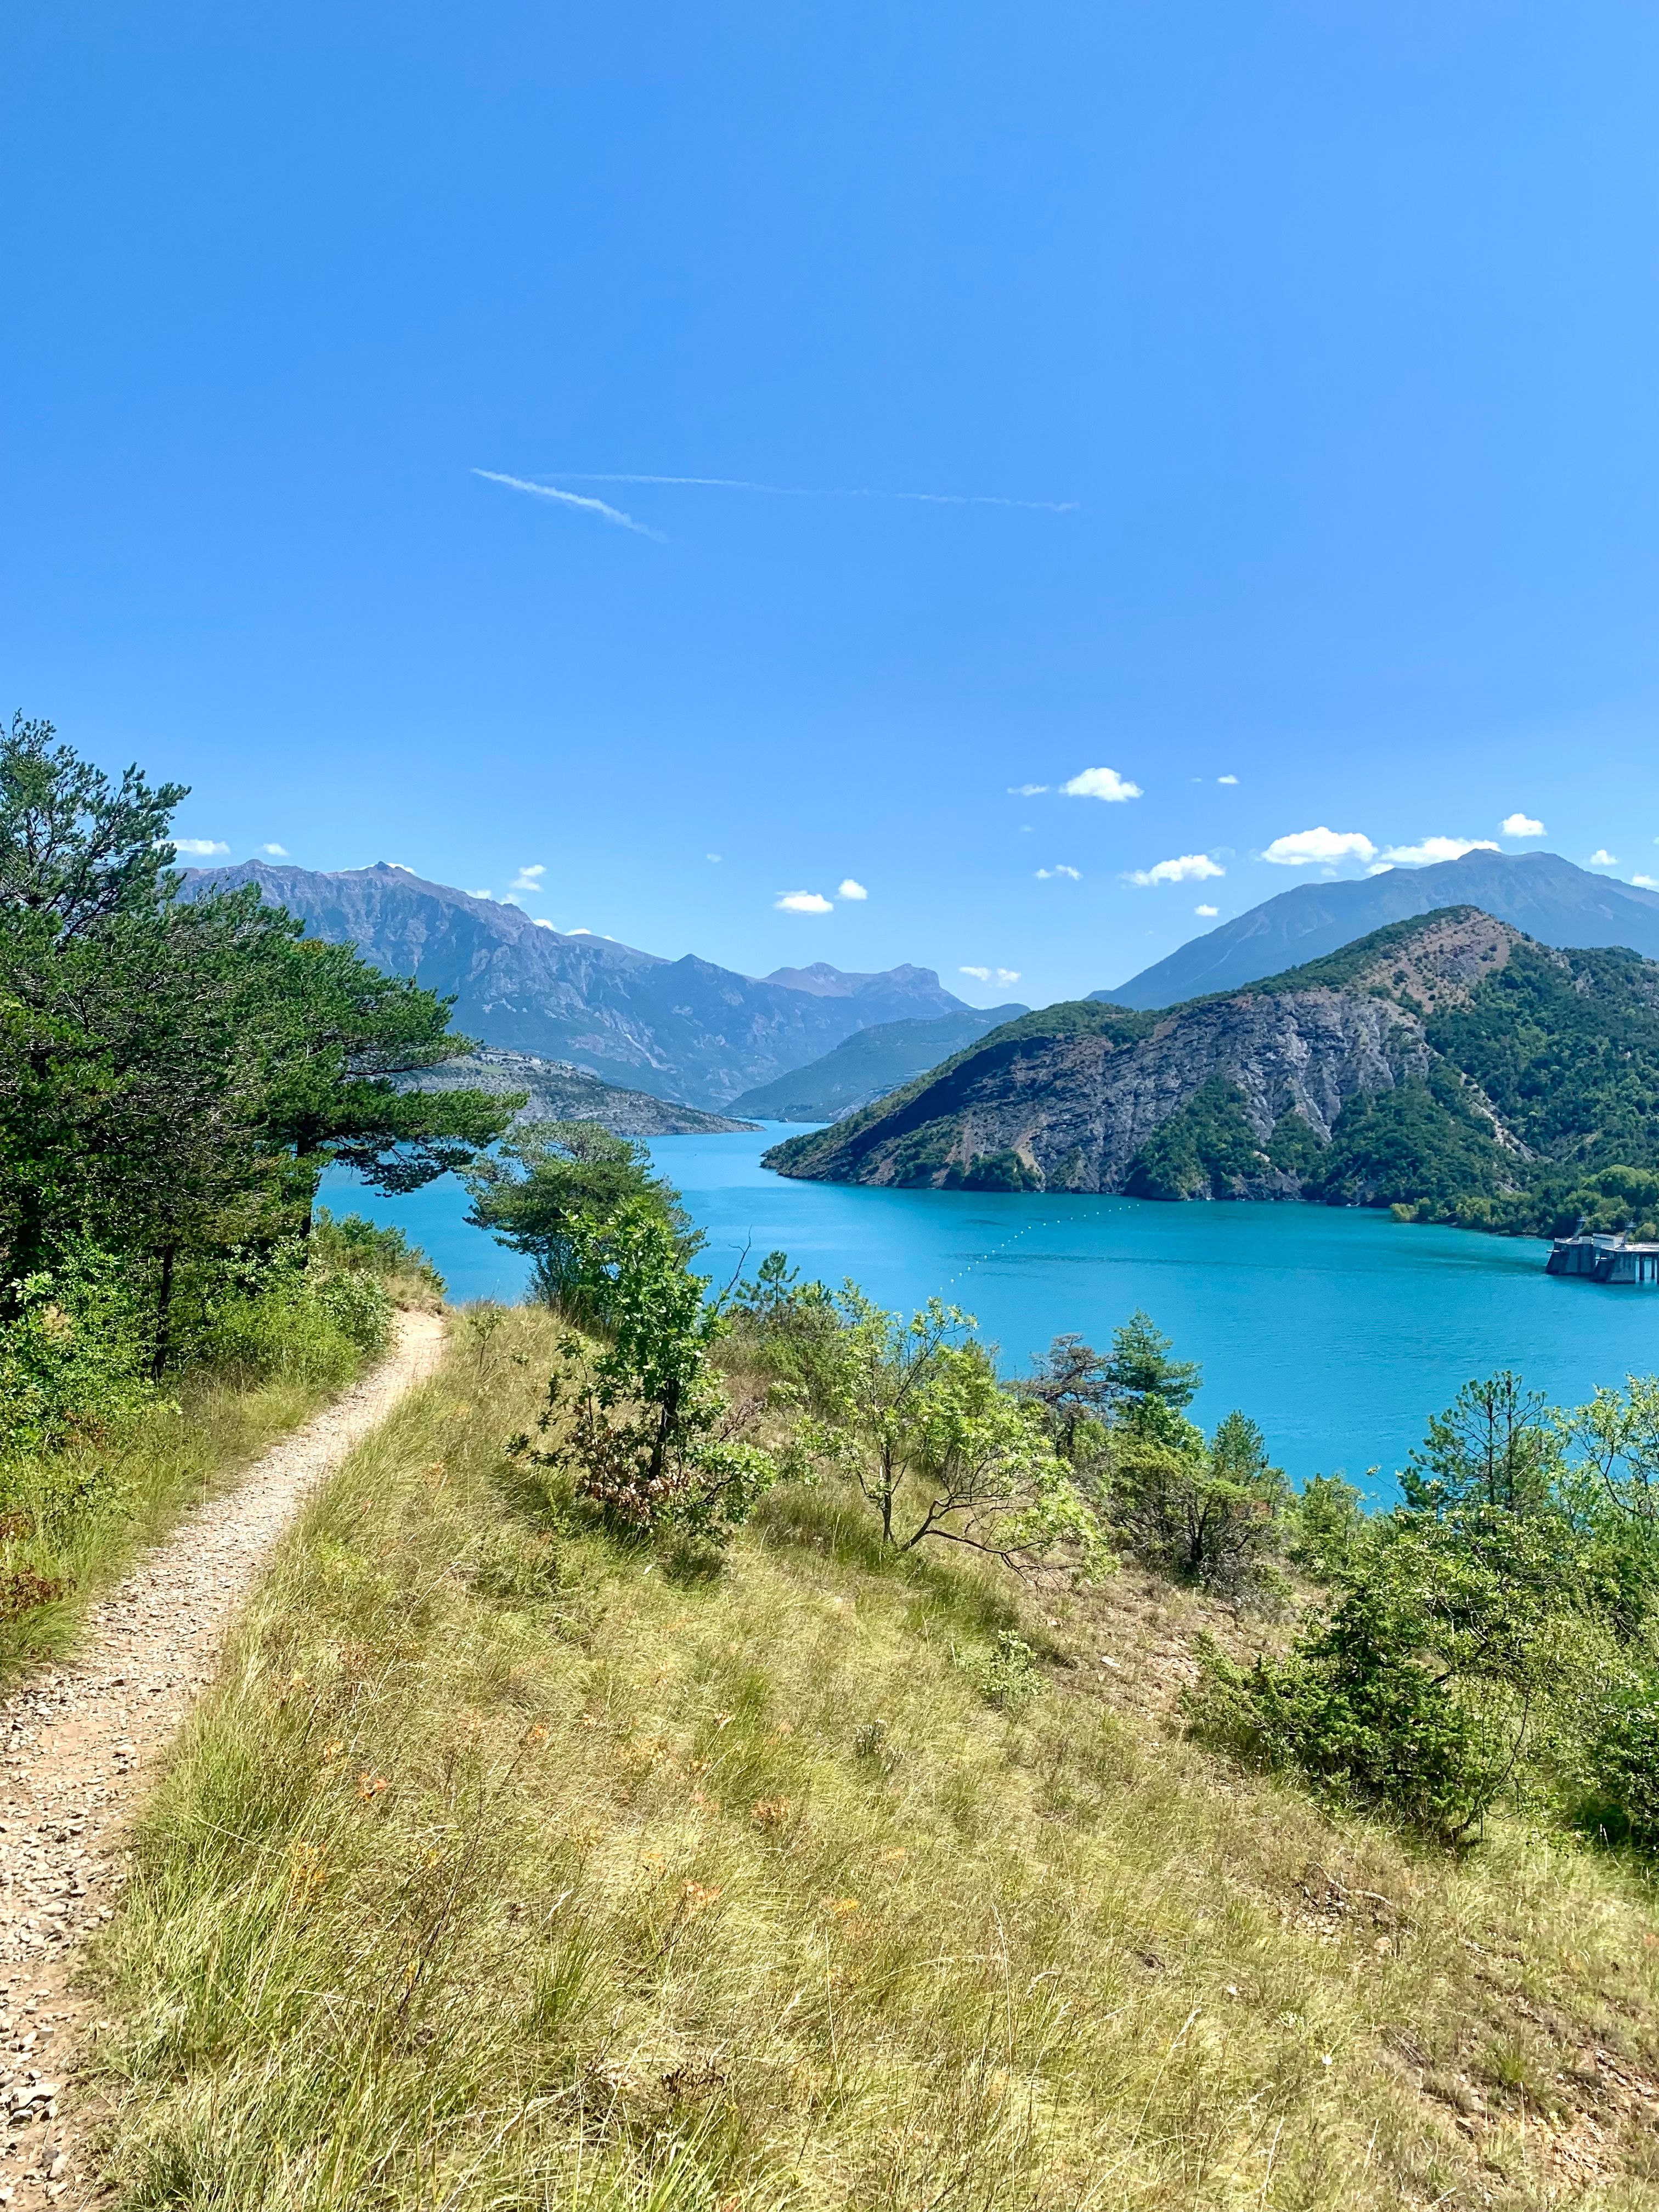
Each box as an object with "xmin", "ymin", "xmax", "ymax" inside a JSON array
[
  {"xmin": 729, "ymin": 1005, "xmax": 1028, "ymax": 1123},
  {"xmin": 1100, "ymin": 850, "xmax": 1659, "ymax": 1009},
  {"xmin": 179, "ymin": 861, "xmax": 968, "ymax": 1109}
]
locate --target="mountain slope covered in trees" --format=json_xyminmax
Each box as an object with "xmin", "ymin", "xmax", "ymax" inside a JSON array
[
  {"xmin": 181, "ymin": 862, "xmax": 968, "ymax": 1108},
  {"xmin": 767, "ymin": 906, "xmax": 1659, "ymax": 1238}
]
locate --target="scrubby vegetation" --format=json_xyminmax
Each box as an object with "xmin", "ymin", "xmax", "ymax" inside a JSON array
[{"xmin": 82, "ymin": 1297, "xmax": 1659, "ymax": 2207}]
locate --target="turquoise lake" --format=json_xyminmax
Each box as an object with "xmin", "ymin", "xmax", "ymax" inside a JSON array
[{"xmin": 324, "ymin": 1125, "xmax": 1657, "ymax": 1497}]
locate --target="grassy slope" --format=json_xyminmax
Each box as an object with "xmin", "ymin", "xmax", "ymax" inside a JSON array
[
  {"xmin": 0, "ymin": 1369, "xmax": 347, "ymax": 1681},
  {"xmin": 86, "ymin": 1310, "xmax": 1659, "ymax": 2209},
  {"xmin": 0, "ymin": 1256, "xmax": 440, "ymax": 1680}
]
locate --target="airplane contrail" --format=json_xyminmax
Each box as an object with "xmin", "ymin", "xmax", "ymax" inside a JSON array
[
  {"xmin": 472, "ymin": 470, "xmax": 664, "ymax": 538},
  {"xmin": 554, "ymin": 471, "xmax": 1079, "ymax": 514}
]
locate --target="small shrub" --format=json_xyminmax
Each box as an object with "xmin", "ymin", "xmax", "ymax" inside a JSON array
[
  {"xmin": 312, "ymin": 1209, "xmax": 445, "ymax": 1301},
  {"xmin": 1289, "ymin": 1472, "xmax": 1368, "ymax": 1580},
  {"xmin": 954, "ymin": 1630, "xmax": 1043, "ymax": 1710},
  {"xmin": 204, "ymin": 1265, "xmax": 391, "ymax": 1386}
]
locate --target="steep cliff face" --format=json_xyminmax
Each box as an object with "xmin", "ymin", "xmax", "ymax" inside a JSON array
[{"xmin": 765, "ymin": 911, "xmax": 1530, "ymax": 1198}]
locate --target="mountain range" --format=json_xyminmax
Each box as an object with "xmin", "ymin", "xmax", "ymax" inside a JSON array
[
  {"xmin": 1102, "ymin": 850, "xmax": 1659, "ymax": 1008},
  {"xmin": 179, "ymin": 862, "xmax": 969, "ymax": 1108},
  {"xmin": 765, "ymin": 905, "xmax": 1659, "ymax": 1241}
]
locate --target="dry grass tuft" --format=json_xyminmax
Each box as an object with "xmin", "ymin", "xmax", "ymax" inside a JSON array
[{"xmin": 82, "ymin": 1308, "xmax": 1659, "ymax": 2208}]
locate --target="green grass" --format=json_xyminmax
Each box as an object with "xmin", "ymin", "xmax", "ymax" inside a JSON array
[
  {"xmin": 82, "ymin": 1309, "xmax": 1659, "ymax": 2208},
  {"xmin": 0, "ymin": 1362, "xmax": 356, "ymax": 1680}
]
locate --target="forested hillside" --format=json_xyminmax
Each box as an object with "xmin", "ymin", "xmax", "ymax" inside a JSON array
[{"xmin": 768, "ymin": 907, "xmax": 1659, "ymax": 1241}]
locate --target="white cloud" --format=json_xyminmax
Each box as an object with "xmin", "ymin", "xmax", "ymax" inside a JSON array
[
  {"xmin": 1125, "ymin": 853, "xmax": 1224, "ymax": 887},
  {"xmin": 1035, "ymin": 864, "xmax": 1082, "ymax": 881},
  {"xmin": 473, "ymin": 469, "xmax": 664, "ymax": 540},
  {"xmin": 1261, "ymin": 827, "xmax": 1377, "ymax": 867},
  {"xmin": 1590, "ymin": 849, "xmax": 1620, "ymax": 868},
  {"xmin": 776, "ymin": 890, "xmax": 833, "ymax": 913},
  {"xmin": 533, "ymin": 917, "xmax": 556, "ymax": 930},
  {"xmin": 706, "ymin": 853, "xmax": 722, "ymax": 862},
  {"xmin": 261, "ymin": 842, "xmax": 289, "ymax": 856},
  {"xmin": 1195, "ymin": 904, "xmax": 1219, "ymax": 917},
  {"xmin": 960, "ymin": 966, "xmax": 1021, "ymax": 985},
  {"xmin": 1633, "ymin": 874, "xmax": 1659, "ymax": 891},
  {"xmin": 386, "ymin": 862, "xmax": 414, "ymax": 872},
  {"xmin": 1217, "ymin": 775, "xmax": 1238, "ymax": 786},
  {"xmin": 172, "ymin": 837, "xmax": 229, "ymax": 857},
  {"xmin": 1008, "ymin": 783, "xmax": 1049, "ymax": 796},
  {"xmin": 510, "ymin": 863, "xmax": 546, "ymax": 892},
  {"xmin": 1501, "ymin": 813, "xmax": 1544, "ymax": 839},
  {"xmin": 1063, "ymin": 766, "xmax": 1142, "ymax": 803},
  {"xmin": 838, "ymin": 878, "xmax": 868, "ymax": 900},
  {"xmin": 467, "ymin": 889, "xmax": 493, "ymax": 900},
  {"xmin": 1378, "ymin": 836, "xmax": 1499, "ymax": 867}
]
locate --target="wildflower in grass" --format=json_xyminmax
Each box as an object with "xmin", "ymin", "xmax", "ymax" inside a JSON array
[
  {"xmin": 752, "ymin": 1797, "xmax": 791, "ymax": 1830},
  {"xmin": 680, "ymin": 1881, "xmax": 722, "ymax": 1915},
  {"xmin": 287, "ymin": 1842, "xmax": 326, "ymax": 1901},
  {"xmin": 522, "ymin": 1721, "xmax": 549, "ymax": 1747},
  {"xmin": 319, "ymin": 1738, "xmax": 345, "ymax": 1764},
  {"xmin": 357, "ymin": 1771, "xmax": 390, "ymax": 1801}
]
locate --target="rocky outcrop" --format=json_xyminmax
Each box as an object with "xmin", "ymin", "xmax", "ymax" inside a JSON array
[{"xmin": 771, "ymin": 988, "xmax": 1435, "ymax": 1190}]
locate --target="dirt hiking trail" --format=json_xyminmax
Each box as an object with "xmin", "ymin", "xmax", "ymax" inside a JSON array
[{"xmin": 0, "ymin": 1308, "xmax": 446, "ymax": 2207}]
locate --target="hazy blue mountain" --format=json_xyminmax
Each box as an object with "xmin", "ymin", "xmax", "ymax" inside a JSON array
[
  {"xmin": 1099, "ymin": 851, "xmax": 1659, "ymax": 1009},
  {"xmin": 728, "ymin": 1004, "xmax": 1028, "ymax": 1122},
  {"xmin": 178, "ymin": 861, "xmax": 969, "ymax": 1108}
]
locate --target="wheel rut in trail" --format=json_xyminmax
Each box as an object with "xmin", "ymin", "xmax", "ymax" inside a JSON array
[{"xmin": 0, "ymin": 1308, "xmax": 447, "ymax": 2208}]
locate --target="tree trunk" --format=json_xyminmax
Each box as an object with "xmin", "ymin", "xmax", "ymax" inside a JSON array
[{"xmin": 151, "ymin": 1242, "xmax": 177, "ymax": 1383}]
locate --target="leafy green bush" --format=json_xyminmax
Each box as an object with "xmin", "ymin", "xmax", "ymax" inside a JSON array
[
  {"xmin": 1288, "ymin": 1472, "xmax": 1367, "ymax": 1579},
  {"xmin": 311, "ymin": 1207, "xmax": 445, "ymax": 1298},
  {"xmin": 516, "ymin": 1199, "xmax": 776, "ymax": 1544},
  {"xmin": 204, "ymin": 1263, "xmax": 391, "ymax": 1387},
  {"xmin": 0, "ymin": 1249, "xmax": 152, "ymax": 1454}
]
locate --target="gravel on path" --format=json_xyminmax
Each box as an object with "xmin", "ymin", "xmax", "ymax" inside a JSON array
[{"xmin": 0, "ymin": 1309, "xmax": 447, "ymax": 2207}]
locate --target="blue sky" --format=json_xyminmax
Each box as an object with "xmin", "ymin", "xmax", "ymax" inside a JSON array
[{"xmin": 5, "ymin": 1, "xmax": 1659, "ymax": 1005}]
